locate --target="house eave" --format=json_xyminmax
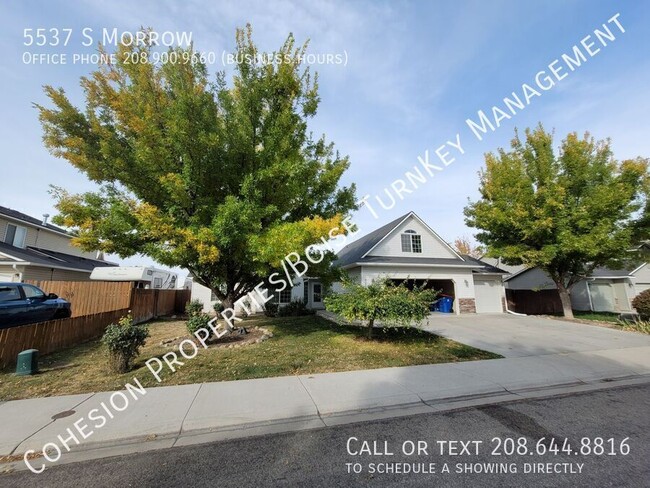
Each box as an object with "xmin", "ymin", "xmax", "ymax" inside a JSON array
[{"xmin": 346, "ymin": 261, "xmax": 480, "ymax": 269}]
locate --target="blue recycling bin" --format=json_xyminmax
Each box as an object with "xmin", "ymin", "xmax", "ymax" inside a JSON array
[{"xmin": 438, "ymin": 296, "xmax": 453, "ymax": 313}]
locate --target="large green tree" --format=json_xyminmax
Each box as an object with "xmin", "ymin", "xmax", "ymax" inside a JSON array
[
  {"xmin": 465, "ymin": 125, "xmax": 648, "ymax": 318},
  {"xmin": 37, "ymin": 26, "xmax": 356, "ymax": 308}
]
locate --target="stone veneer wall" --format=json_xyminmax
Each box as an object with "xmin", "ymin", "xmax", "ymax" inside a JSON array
[{"xmin": 458, "ymin": 298, "xmax": 476, "ymax": 314}]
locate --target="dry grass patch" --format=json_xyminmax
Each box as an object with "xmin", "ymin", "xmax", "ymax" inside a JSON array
[{"xmin": 0, "ymin": 315, "xmax": 500, "ymax": 401}]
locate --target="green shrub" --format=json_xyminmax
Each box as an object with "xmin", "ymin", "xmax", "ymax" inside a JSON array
[
  {"xmin": 102, "ymin": 314, "xmax": 150, "ymax": 373},
  {"xmin": 185, "ymin": 299, "xmax": 204, "ymax": 317},
  {"xmin": 187, "ymin": 312, "xmax": 212, "ymax": 336},
  {"xmin": 264, "ymin": 302, "xmax": 279, "ymax": 317},
  {"xmin": 213, "ymin": 302, "xmax": 225, "ymax": 315},
  {"xmin": 278, "ymin": 299, "xmax": 312, "ymax": 317},
  {"xmin": 631, "ymin": 289, "xmax": 650, "ymax": 318}
]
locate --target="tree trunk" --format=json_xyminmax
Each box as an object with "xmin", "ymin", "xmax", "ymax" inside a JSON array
[
  {"xmin": 367, "ymin": 319, "xmax": 374, "ymax": 339},
  {"xmin": 556, "ymin": 282, "xmax": 574, "ymax": 319}
]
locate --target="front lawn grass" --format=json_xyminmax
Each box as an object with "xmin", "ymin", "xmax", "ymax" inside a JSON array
[
  {"xmin": 572, "ymin": 311, "xmax": 621, "ymax": 323},
  {"xmin": 0, "ymin": 315, "xmax": 500, "ymax": 401}
]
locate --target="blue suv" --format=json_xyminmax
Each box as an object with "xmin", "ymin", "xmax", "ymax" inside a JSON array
[{"xmin": 0, "ymin": 283, "xmax": 72, "ymax": 328}]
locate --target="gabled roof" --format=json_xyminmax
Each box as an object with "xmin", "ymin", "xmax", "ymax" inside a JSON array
[
  {"xmin": 0, "ymin": 242, "xmax": 117, "ymax": 272},
  {"xmin": 334, "ymin": 212, "xmax": 413, "ymax": 268},
  {"xmin": 334, "ymin": 211, "xmax": 484, "ymax": 269},
  {"xmin": 0, "ymin": 205, "xmax": 71, "ymax": 236}
]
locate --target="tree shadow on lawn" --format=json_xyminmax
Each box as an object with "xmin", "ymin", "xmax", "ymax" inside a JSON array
[{"xmin": 267, "ymin": 315, "xmax": 445, "ymax": 344}]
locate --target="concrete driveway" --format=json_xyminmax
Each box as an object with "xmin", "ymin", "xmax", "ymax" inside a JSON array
[{"xmin": 421, "ymin": 313, "xmax": 650, "ymax": 358}]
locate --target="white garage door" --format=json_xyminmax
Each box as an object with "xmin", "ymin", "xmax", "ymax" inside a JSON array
[
  {"xmin": 589, "ymin": 282, "xmax": 615, "ymax": 312},
  {"xmin": 474, "ymin": 278, "xmax": 503, "ymax": 313},
  {"xmin": 0, "ymin": 273, "xmax": 15, "ymax": 282}
]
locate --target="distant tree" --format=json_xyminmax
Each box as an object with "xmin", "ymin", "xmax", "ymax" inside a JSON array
[
  {"xmin": 36, "ymin": 25, "xmax": 356, "ymax": 309},
  {"xmin": 464, "ymin": 125, "xmax": 648, "ymax": 318},
  {"xmin": 452, "ymin": 235, "xmax": 485, "ymax": 258},
  {"xmin": 324, "ymin": 278, "xmax": 436, "ymax": 338}
]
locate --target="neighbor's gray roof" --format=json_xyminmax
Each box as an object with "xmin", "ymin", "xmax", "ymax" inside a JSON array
[
  {"xmin": 0, "ymin": 205, "xmax": 71, "ymax": 235},
  {"xmin": 0, "ymin": 241, "xmax": 117, "ymax": 272},
  {"xmin": 589, "ymin": 267, "xmax": 634, "ymax": 278},
  {"xmin": 504, "ymin": 264, "xmax": 639, "ymax": 281},
  {"xmin": 461, "ymin": 255, "xmax": 509, "ymax": 274}
]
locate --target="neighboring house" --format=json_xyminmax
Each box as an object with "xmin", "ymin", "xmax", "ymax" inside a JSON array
[
  {"xmin": 0, "ymin": 206, "xmax": 116, "ymax": 282},
  {"xmin": 504, "ymin": 264, "xmax": 650, "ymax": 313},
  {"xmin": 331, "ymin": 211, "xmax": 508, "ymax": 314},
  {"xmin": 187, "ymin": 211, "xmax": 508, "ymax": 315}
]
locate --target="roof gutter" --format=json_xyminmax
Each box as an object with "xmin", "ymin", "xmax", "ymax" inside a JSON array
[{"xmin": 0, "ymin": 260, "xmax": 93, "ymax": 274}]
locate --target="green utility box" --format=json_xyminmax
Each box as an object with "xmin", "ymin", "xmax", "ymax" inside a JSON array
[{"xmin": 15, "ymin": 349, "xmax": 39, "ymax": 376}]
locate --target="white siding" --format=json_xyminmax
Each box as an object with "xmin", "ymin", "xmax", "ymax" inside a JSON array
[
  {"xmin": 367, "ymin": 215, "xmax": 459, "ymax": 260},
  {"xmin": 632, "ymin": 263, "xmax": 650, "ymax": 296},
  {"xmin": 0, "ymin": 217, "xmax": 98, "ymax": 259}
]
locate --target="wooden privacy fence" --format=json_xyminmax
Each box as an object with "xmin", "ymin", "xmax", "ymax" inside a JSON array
[
  {"xmin": 0, "ymin": 309, "xmax": 128, "ymax": 369},
  {"xmin": 0, "ymin": 282, "xmax": 191, "ymax": 368},
  {"xmin": 25, "ymin": 280, "xmax": 133, "ymax": 318},
  {"xmin": 505, "ymin": 288, "xmax": 563, "ymax": 315},
  {"xmin": 130, "ymin": 289, "xmax": 185, "ymax": 323},
  {"xmin": 25, "ymin": 280, "xmax": 190, "ymax": 320}
]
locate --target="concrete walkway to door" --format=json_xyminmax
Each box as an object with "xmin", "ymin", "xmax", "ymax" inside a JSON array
[{"xmin": 420, "ymin": 313, "xmax": 650, "ymax": 358}]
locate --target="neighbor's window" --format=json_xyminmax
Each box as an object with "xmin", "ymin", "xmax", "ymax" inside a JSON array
[
  {"xmin": 313, "ymin": 283, "xmax": 322, "ymax": 303},
  {"xmin": 279, "ymin": 288, "xmax": 292, "ymax": 303},
  {"xmin": 4, "ymin": 224, "xmax": 27, "ymax": 248},
  {"xmin": 401, "ymin": 229, "xmax": 422, "ymax": 253}
]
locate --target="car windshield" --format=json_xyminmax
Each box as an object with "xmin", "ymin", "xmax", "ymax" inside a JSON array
[{"xmin": 22, "ymin": 285, "xmax": 46, "ymax": 299}]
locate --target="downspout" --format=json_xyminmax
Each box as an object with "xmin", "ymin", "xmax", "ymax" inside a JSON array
[{"xmin": 12, "ymin": 263, "xmax": 22, "ymax": 282}]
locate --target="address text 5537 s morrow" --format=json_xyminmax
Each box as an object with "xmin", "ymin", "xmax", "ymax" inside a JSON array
[{"xmin": 22, "ymin": 28, "xmax": 193, "ymax": 47}]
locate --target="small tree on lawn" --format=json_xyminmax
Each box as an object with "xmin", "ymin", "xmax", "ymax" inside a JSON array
[
  {"xmin": 324, "ymin": 278, "xmax": 437, "ymax": 339},
  {"xmin": 102, "ymin": 313, "xmax": 150, "ymax": 373},
  {"xmin": 464, "ymin": 125, "xmax": 649, "ymax": 319}
]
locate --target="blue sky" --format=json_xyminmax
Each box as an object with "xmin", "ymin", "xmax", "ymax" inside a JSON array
[{"xmin": 1, "ymin": 0, "xmax": 649, "ymax": 279}]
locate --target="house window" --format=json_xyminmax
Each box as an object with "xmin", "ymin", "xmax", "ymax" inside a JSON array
[
  {"xmin": 4, "ymin": 224, "xmax": 27, "ymax": 248},
  {"xmin": 278, "ymin": 288, "xmax": 292, "ymax": 303},
  {"xmin": 401, "ymin": 229, "xmax": 422, "ymax": 253},
  {"xmin": 303, "ymin": 281, "xmax": 309, "ymax": 302},
  {"xmin": 313, "ymin": 283, "xmax": 322, "ymax": 303}
]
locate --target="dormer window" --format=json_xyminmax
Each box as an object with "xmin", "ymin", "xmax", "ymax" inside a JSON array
[
  {"xmin": 4, "ymin": 224, "xmax": 27, "ymax": 248},
  {"xmin": 401, "ymin": 229, "xmax": 422, "ymax": 253}
]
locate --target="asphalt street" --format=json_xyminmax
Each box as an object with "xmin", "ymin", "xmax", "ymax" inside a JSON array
[{"xmin": 3, "ymin": 383, "xmax": 649, "ymax": 488}]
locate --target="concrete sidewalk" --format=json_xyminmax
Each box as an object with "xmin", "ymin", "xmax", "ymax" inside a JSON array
[{"xmin": 1, "ymin": 342, "xmax": 649, "ymax": 471}]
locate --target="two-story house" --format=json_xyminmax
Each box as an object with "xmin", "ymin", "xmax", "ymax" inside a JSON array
[{"xmin": 0, "ymin": 206, "xmax": 117, "ymax": 282}]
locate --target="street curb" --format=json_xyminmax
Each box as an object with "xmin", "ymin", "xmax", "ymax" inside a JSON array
[{"xmin": 2, "ymin": 374, "xmax": 649, "ymax": 474}]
